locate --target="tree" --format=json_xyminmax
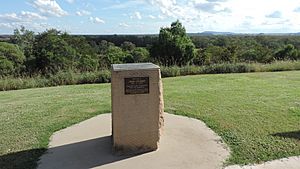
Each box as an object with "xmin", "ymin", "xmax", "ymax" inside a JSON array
[
  {"xmin": 121, "ymin": 41, "xmax": 136, "ymax": 51},
  {"xmin": 274, "ymin": 44, "xmax": 299, "ymax": 60},
  {"xmin": 62, "ymin": 33, "xmax": 99, "ymax": 71},
  {"xmin": 106, "ymin": 46, "xmax": 126, "ymax": 64},
  {"xmin": 150, "ymin": 20, "xmax": 196, "ymax": 66},
  {"xmin": 131, "ymin": 47, "xmax": 150, "ymax": 62},
  {"xmin": 11, "ymin": 26, "xmax": 35, "ymax": 73},
  {"xmin": 0, "ymin": 42, "xmax": 25, "ymax": 76},
  {"xmin": 122, "ymin": 47, "xmax": 150, "ymax": 63},
  {"xmin": 11, "ymin": 26, "xmax": 35, "ymax": 55},
  {"xmin": 0, "ymin": 57, "xmax": 14, "ymax": 76},
  {"xmin": 33, "ymin": 29, "xmax": 76, "ymax": 74}
]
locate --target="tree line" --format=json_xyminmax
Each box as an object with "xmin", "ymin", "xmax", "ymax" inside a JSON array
[{"xmin": 1, "ymin": 20, "xmax": 300, "ymax": 77}]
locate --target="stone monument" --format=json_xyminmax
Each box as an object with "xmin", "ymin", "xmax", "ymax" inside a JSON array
[{"xmin": 111, "ymin": 63, "xmax": 164, "ymax": 155}]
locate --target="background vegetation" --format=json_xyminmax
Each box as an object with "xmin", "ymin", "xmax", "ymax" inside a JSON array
[{"xmin": 1, "ymin": 21, "xmax": 300, "ymax": 91}]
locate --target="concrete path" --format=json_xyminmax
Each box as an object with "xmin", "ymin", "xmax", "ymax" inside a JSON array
[
  {"xmin": 225, "ymin": 156, "xmax": 300, "ymax": 169},
  {"xmin": 38, "ymin": 113, "xmax": 230, "ymax": 169}
]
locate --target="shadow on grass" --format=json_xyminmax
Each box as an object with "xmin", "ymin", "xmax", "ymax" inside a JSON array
[
  {"xmin": 272, "ymin": 130, "xmax": 300, "ymax": 140},
  {"xmin": 0, "ymin": 136, "xmax": 140, "ymax": 169},
  {"xmin": 0, "ymin": 148, "xmax": 46, "ymax": 169}
]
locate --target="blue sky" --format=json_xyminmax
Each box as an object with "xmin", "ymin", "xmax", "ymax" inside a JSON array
[{"xmin": 1, "ymin": 0, "xmax": 300, "ymax": 34}]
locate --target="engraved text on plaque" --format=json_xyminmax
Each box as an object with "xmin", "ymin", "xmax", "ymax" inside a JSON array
[{"xmin": 124, "ymin": 77, "xmax": 149, "ymax": 95}]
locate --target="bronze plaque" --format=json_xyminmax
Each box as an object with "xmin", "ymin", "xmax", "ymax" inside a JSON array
[{"xmin": 125, "ymin": 77, "xmax": 149, "ymax": 95}]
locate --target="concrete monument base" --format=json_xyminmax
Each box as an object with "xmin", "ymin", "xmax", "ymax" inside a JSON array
[{"xmin": 37, "ymin": 113, "xmax": 230, "ymax": 169}]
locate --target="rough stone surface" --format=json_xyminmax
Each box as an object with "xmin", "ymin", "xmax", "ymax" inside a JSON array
[
  {"xmin": 37, "ymin": 113, "xmax": 230, "ymax": 169},
  {"xmin": 111, "ymin": 63, "xmax": 164, "ymax": 154}
]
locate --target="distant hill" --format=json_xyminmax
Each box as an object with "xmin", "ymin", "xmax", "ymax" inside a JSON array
[
  {"xmin": 189, "ymin": 32, "xmax": 300, "ymax": 36},
  {"xmin": 0, "ymin": 35, "xmax": 10, "ymax": 42},
  {"xmin": 188, "ymin": 31, "xmax": 236, "ymax": 36}
]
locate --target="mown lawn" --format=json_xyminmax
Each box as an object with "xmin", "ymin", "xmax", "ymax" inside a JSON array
[{"xmin": 0, "ymin": 71, "xmax": 300, "ymax": 168}]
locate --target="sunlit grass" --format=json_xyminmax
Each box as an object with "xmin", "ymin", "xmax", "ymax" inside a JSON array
[{"xmin": 0, "ymin": 71, "xmax": 299, "ymax": 168}]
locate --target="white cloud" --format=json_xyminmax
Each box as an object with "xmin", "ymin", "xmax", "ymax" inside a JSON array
[
  {"xmin": 148, "ymin": 15, "xmax": 156, "ymax": 19},
  {"xmin": 193, "ymin": 1, "xmax": 231, "ymax": 14},
  {"xmin": 130, "ymin": 11, "xmax": 142, "ymax": 20},
  {"xmin": 146, "ymin": 0, "xmax": 176, "ymax": 16},
  {"xmin": 32, "ymin": 0, "xmax": 68, "ymax": 17},
  {"xmin": 65, "ymin": 0, "xmax": 75, "ymax": 4},
  {"xmin": 0, "ymin": 22, "xmax": 55, "ymax": 32},
  {"xmin": 76, "ymin": 10, "xmax": 91, "ymax": 16},
  {"xmin": 144, "ymin": 0, "xmax": 300, "ymax": 33},
  {"xmin": 20, "ymin": 11, "xmax": 47, "ymax": 20},
  {"xmin": 90, "ymin": 17, "xmax": 105, "ymax": 24},
  {"xmin": 266, "ymin": 11, "xmax": 282, "ymax": 18},
  {"xmin": 119, "ymin": 22, "xmax": 129, "ymax": 27},
  {"xmin": 0, "ymin": 13, "xmax": 21, "ymax": 22},
  {"xmin": 104, "ymin": 1, "xmax": 144, "ymax": 10},
  {"xmin": 0, "ymin": 11, "xmax": 47, "ymax": 22},
  {"xmin": 0, "ymin": 23, "xmax": 13, "ymax": 29},
  {"xmin": 145, "ymin": 0, "xmax": 199, "ymax": 22},
  {"xmin": 294, "ymin": 7, "xmax": 300, "ymax": 13},
  {"xmin": 158, "ymin": 14, "xmax": 165, "ymax": 20}
]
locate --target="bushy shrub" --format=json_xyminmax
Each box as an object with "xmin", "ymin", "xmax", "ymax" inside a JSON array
[
  {"xmin": 260, "ymin": 60, "xmax": 300, "ymax": 72},
  {"xmin": 202, "ymin": 63, "xmax": 254, "ymax": 74},
  {"xmin": 180, "ymin": 65, "xmax": 202, "ymax": 76},
  {"xmin": 161, "ymin": 66, "xmax": 181, "ymax": 77},
  {"xmin": 0, "ymin": 70, "xmax": 111, "ymax": 91}
]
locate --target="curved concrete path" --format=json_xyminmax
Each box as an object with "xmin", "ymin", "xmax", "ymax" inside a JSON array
[{"xmin": 38, "ymin": 113, "xmax": 229, "ymax": 169}]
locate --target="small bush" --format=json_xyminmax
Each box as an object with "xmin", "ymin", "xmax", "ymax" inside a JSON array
[
  {"xmin": 48, "ymin": 70, "xmax": 76, "ymax": 86},
  {"xmin": 161, "ymin": 66, "xmax": 181, "ymax": 77},
  {"xmin": 180, "ymin": 66, "xmax": 203, "ymax": 76}
]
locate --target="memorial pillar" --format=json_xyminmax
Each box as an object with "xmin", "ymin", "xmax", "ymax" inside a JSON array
[{"xmin": 111, "ymin": 63, "xmax": 164, "ymax": 155}]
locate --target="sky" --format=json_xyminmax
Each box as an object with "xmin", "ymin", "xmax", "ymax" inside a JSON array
[{"xmin": 1, "ymin": 0, "xmax": 300, "ymax": 34}]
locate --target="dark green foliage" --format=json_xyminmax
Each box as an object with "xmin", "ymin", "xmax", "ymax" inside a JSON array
[
  {"xmin": 150, "ymin": 20, "xmax": 196, "ymax": 66},
  {"xmin": 0, "ymin": 58, "xmax": 14, "ymax": 76},
  {"xmin": 275, "ymin": 44, "xmax": 299, "ymax": 60},
  {"xmin": 10, "ymin": 27, "xmax": 102, "ymax": 74},
  {"xmin": 131, "ymin": 47, "xmax": 150, "ymax": 62},
  {"xmin": 63, "ymin": 34, "xmax": 99, "ymax": 71},
  {"xmin": 191, "ymin": 35, "xmax": 300, "ymax": 65},
  {"xmin": 33, "ymin": 29, "xmax": 77, "ymax": 74},
  {"xmin": 121, "ymin": 41, "xmax": 136, "ymax": 51},
  {"xmin": 85, "ymin": 34, "xmax": 158, "ymax": 47},
  {"xmin": 105, "ymin": 46, "xmax": 126, "ymax": 64},
  {"xmin": 0, "ymin": 42, "xmax": 25, "ymax": 76},
  {"xmin": 11, "ymin": 26, "xmax": 35, "ymax": 61},
  {"xmin": 195, "ymin": 46, "xmax": 235, "ymax": 65}
]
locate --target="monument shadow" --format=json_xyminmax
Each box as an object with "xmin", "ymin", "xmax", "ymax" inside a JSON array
[
  {"xmin": 272, "ymin": 130, "xmax": 300, "ymax": 140},
  {"xmin": 0, "ymin": 136, "xmax": 141, "ymax": 169}
]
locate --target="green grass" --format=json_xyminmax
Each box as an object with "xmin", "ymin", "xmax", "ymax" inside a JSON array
[
  {"xmin": 164, "ymin": 71, "xmax": 300, "ymax": 165},
  {"xmin": 0, "ymin": 71, "xmax": 300, "ymax": 168},
  {"xmin": 0, "ymin": 84, "xmax": 111, "ymax": 169}
]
